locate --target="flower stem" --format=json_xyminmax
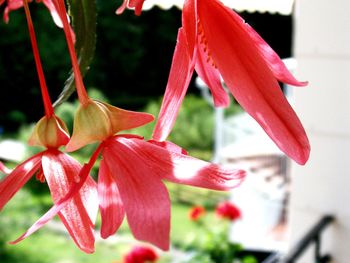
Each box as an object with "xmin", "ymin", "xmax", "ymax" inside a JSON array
[
  {"xmin": 22, "ymin": 0, "xmax": 54, "ymax": 117},
  {"xmin": 54, "ymin": 0, "xmax": 90, "ymax": 105}
]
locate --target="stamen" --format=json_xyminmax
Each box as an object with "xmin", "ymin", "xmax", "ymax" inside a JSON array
[{"xmin": 197, "ymin": 20, "xmax": 217, "ymax": 68}]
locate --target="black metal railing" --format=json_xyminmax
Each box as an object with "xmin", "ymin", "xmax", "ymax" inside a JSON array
[{"xmin": 262, "ymin": 215, "xmax": 335, "ymax": 263}]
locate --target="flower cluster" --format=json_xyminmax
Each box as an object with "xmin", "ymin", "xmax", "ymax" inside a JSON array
[{"xmin": 0, "ymin": 0, "xmax": 309, "ymax": 254}]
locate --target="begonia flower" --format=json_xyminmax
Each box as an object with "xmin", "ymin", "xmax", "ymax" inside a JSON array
[
  {"xmin": 62, "ymin": 100, "xmax": 245, "ymax": 250},
  {"xmin": 188, "ymin": 205, "xmax": 205, "ymax": 221},
  {"xmin": 124, "ymin": 245, "xmax": 158, "ymax": 263},
  {"xmin": 215, "ymin": 201, "xmax": 241, "ymax": 221},
  {"xmin": 153, "ymin": 0, "xmax": 310, "ymax": 165},
  {"xmin": 116, "ymin": 0, "xmax": 145, "ymax": 16},
  {"xmin": 39, "ymin": 2, "xmax": 245, "ymax": 250},
  {"xmin": 0, "ymin": 0, "xmax": 98, "ymax": 253},
  {"xmin": 1, "ymin": 0, "xmax": 63, "ymax": 27},
  {"xmin": 0, "ymin": 149, "xmax": 98, "ymax": 253}
]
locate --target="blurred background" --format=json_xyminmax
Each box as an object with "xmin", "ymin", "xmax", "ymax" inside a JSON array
[{"xmin": 1, "ymin": 0, "xmax": 348, "ymax": 262}]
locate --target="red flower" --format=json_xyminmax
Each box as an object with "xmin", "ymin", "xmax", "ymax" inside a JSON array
[
  {"xmin": 116, "ymin": 0, "xmax": 145, "ymax": 16},
  {"xmin": 188, "ymin": 206, "xmax": 205, "ymax": 221},
  {"xmin": 124, "ymin": 246, "xmax": 158, "ymax": 263},
  {"xmin": 215, "ymin": 201, "xmax": 241, "ymax": 221},
  {"xmin": 0, "ymin": 0, "xmax": 63, "ymax": 27},
  {"xmin": 153, "ymin": 0, "xmax": 310, "ymax": 165},
  {"xmin": 0, "ymin": 2, "xmax": 98, "ymax": 252},
  {"xmin": 61, "ymin": 99, "xmax": 244, "ymax": 251},
  {"xmin": 0, "ymin": 149, "xmax": 98, "ymax": 253}
]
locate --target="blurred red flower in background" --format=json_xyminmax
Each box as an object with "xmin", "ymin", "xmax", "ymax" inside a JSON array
[
  {"xmin": 124, "ymin": 246, "xmax": 158, "ymax": 263},
  {"xmin": 215, "ymin": 201, "xmax": 241, "ymax": 221},
  {"xmin": 188, "ymin": 206, "xmax": 205, "ymax": 221}
]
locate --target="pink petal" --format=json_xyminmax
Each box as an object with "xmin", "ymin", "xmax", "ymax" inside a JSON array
[
  {"xmin": 116, "ymin": 0, "xmax": 128, "ymax": 15},
  {"xmin": 103, "ymin": 139, "xmax": 171, "ymax": 250},
  {"xmin": 98, "ymin": 159, "xmax": 125, "ymax": 239},
  {"xmin": 0, "ymin": 153, "xmax": 42, "ymax": 211},
  {"xmin": 41, "ymin": 149, "xmax": 96, "ymax": 253},
  {"xmin": 116, "ymin": 0, "xmax": 144, "ymax": 16},
  {"xmin": 153, "ymin": 28, "xmax": 194, "ymax": 141},
  {"xmin": 42, "ymin": 0, "xmax": 63, "ymax": 28},
  {"xmin": 243, "ymin": 22, "xmax": 307, "ymax": 87},
  {"xmin": 182, "ymin": 0, "xmax": 197, "ymax": 58},
  {"xmin": 195, "ymin": 38, "xmax": 230, "ymax": 107},
  {"xmin": 198, "ymin": 0, "xmax": 310, "ymax": 164},
  {"xmin": 11, "ymin": 162, "xmax": 93, "ymax": 246},
  {"xmin": 113, "ymin": 137, "xmax": 245, "ymax": 192},
  {"xmin": 147, "ymin": 139, "xmax": 188, "ymax": 155},
  {"xmin": 3, "ymin": 0, "xmax": 23, "ymax": 23}
]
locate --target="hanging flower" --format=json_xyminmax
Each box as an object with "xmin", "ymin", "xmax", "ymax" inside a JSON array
[
  {"xmin": 188, "ymin": 205, "xmax": 206, "ymax": 221},
  {"xmin": 0, "ymin": 1, "xmax": 98, "ymax": 252},
  {"xmin": 116, "ymin": 0, "xmax": 145, "ymax": 16},
  {"xmin": 62, "ymin": 100, "xmax": 245, "ymax": 250},
  {"xmin": 152, "ymin": 0, "xmax": 310, "ymax": 165},
  {"xmin": 26, "ymin": 1, "xmax": 245, "ymax": 250},
  {"xmin": 1, "ymin": 0, "xmax": 64, "ymax": 27},
  {"xmin": 215, "ymin": 201, "xmax": 241, "ymax": 221},
  {"xmin": 0, "ymin": 147, "xmax": 98, "ymax": 253},
  {"xmin": 124, "ymin": 245, "xmax": 158, "ymax": 263}
]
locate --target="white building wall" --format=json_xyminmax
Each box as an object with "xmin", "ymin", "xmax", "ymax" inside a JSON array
[{"xmin": 289, "ymin": 0, "xmax": 350, "ymax": 262}]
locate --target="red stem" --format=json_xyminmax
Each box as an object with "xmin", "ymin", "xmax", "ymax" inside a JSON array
[
  {"xmin": 23, "ymin": 0, "xmax": 54, "ymax": 117},
  {"xmin": 54, "ymin": 0, "xmax": 90, "ymax": 105}
]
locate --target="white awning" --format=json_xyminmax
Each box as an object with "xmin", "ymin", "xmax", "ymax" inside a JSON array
[{"xmin": 142, "ymin": 0, "xmax": 295, "ymax": 15}]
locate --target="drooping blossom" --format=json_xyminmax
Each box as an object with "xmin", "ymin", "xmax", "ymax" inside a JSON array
[
  {"xmin": 188, "ymin": 205, "xmax": 205, "ymax": 221},
  {"xmin": 33, "ymin": 3, "xmax": 245, "ymax": 250},
  {"xmin": 0, "ymin": 0, "xmax": 98, "ymax": 253},
  {"xmin": 215, "ymin": 201, "xmax": 241, "ymax": 221},
  {"xmin": 153, "ymin": 0, "xmax": 310, "ymax": 165},
  {"xmin": 62, "ymin": 99, "xmax": 245, "ymax": 250},
  {"xmin": 116, "ymin": 0, "xmax": 145, "ymax": 16},
  {"xmin": 1, "ymin": 0, "xmax": 63, "ymax": 27},
  {"xmin": 124, "ymin": 245, "xmax": 158, "ymax": 263}
]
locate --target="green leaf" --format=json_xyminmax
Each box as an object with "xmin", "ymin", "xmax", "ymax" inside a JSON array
[{"xmin": 54, "ymin": 0, "xmax": 97, "ymax": 106}]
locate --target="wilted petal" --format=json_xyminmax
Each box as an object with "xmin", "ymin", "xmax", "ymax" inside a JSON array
[
  {"xmin": 103, "ymin": 139, "xmax": 171, "ymax": 250},
  {"xmin": 0, "ymin": 153, "xmax": 42, "ymax": 211},
  {"xmin": 198, "ymin": 0, "xmax": 310, "ymax": 164},
  {"xmin": 114, "ymin": 137, "xmax": 245, "ymax": 191},
  {"xmin": 98, "ymin": 159, "xmax": 125, "ymax": 239},
  {"xmin": 41, "ymin": 149, "xmax": 97, "ymax": 253},
  {"xmin": 153, "ymin": 28, "xmax": 194, "ymax": 141}
]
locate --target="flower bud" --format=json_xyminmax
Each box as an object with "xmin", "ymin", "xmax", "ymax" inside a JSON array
[
  {"xmin": 29, "ymin": 115, "xmax": 70, "ymax": 148},
  {"xmin": 66, "ymin": 99, "xmax": 154, "ymax": 152}
]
